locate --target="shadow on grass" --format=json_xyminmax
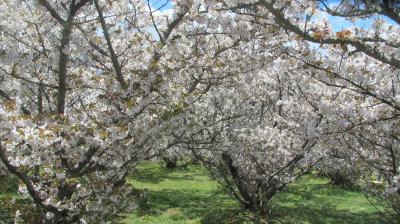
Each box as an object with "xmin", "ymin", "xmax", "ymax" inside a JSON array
[
  {"xmin": 272, "ymin": 177, "xmax": 390, "ymax": 224},
  {"xmin": 273, "ymin": 197, "xmax": 388, "ymax": 224},
  {"xmin": 132, "ymin": 164, "xmax": 206, "ymax": 184},
  {"xmin": 124, "ymin": 165, "xmax": 391, "ymax": 224},
  {"xmin": 135, "ymin": 188, "xmax": 250, "ymax": 224}
]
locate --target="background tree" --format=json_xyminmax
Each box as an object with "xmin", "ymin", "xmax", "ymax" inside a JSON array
[{"xmin": 212, "ymin": 0, "xmax": 400, "ymax": 218}]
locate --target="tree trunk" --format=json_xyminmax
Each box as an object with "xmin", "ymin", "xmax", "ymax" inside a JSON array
[{"xmin": 163, "ymin": 157, "xmax": 178, "ymax": 169}]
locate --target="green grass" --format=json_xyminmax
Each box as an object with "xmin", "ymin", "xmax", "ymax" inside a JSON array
[
  {"xmin": 121, "ymin": 163, "xmax": 389, "ymax": 224},
  {"xmin": 0, "ymin": 176, "xmax": 25, "ymax": 223},
  {"xmin": 271, "ymin": 176, "xmax": 389, "ymax": 224},
  {"xmin": 121, "ymin": 164, "xmax": 253, "ymax": 224},
  {"xmin": 0, "ymin": 176, "xmax": 44, "ymax": 223},
  {"xmin": 0, "ymin": 164, "xmax": 390, "ymax": 223}
]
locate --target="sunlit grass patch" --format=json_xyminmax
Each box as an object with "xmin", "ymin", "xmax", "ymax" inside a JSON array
[{"xmin": 121, "ymin": 164, "xmax": 388, "ymax": 224}]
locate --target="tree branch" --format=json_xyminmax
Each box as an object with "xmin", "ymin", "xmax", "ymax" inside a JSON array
[{"xmin": 94, "ymin": 0, "xmax": 127, "ymax": 89}]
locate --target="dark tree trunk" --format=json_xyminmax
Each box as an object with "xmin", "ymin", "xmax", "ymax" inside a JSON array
[
  {"xmin": 163, "ymin": 157, "xmax": 178, "ymax": 169},
  {"xmin": 221, "ymin": 153, "xmax": 257, "ymax": 210}
]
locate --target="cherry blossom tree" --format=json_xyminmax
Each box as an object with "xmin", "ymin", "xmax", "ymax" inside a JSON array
[
  {"xmin": 1, "ymin": 0, "xmax": 399, "ymax": 222},
  {"xmin": 0, "ymin": 0, "xmax": 218, "ymax": 222},
  {"xmin": 212, "ymin": 0, "xmax": 399, "ymax": 217},
  {"xmin": 167, "ymin": 8, "xmax": 325, "ymax": 213},
  {"xmin": 180, "ymin": 64, "xmax": 324, "ymax": 214}
]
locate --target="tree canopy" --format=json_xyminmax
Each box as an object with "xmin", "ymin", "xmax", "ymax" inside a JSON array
[{"xmin": 0, "ymin": 0, "xmax": 399, "ymax": 222}]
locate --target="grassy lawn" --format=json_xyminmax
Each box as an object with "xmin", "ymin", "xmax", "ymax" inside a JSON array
[
  {"xmin": 0, "ymin": 164, "xmax": 390, "ymax": 223},
  {"xmin": 122, "ymin": 163, "xmax": 389, "ymax": 224},
  {"xmin": 272, "ymin": 176, "xmax": 389, "ymax": 224},
  {"xmin": 122, "ymin": 164, "xmax": 253, "ymax": 224}
]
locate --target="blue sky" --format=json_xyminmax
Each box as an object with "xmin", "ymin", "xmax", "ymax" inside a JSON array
[
  {"xmin": 329, "ymin": 16, "xmax": 375, "ymax": 31},
  {"xmin": 149, "ymin": 0, "xmax": 396, "ymax": 32},
  {"xmin": 148, "ymin": 0, "xmax": 173, "ymax": 11},
  {"xmin": 321, "ymin": 0, "xmax": 397, "ymax": 31}
]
